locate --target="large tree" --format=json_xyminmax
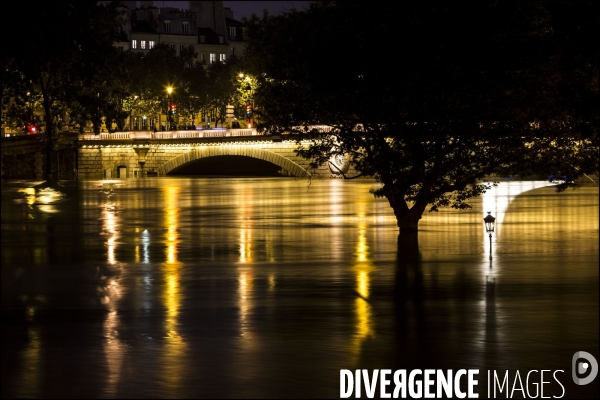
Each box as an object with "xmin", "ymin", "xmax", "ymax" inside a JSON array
[
  {"xmin": 2, "ymin": 0, "xmax": 122, "ymax": 178},
  {"xmin": 246, "ymin": 1, "xmax": 599, "ymax": 233}
]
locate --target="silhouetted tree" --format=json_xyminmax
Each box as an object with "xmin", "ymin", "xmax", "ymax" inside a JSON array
[
  {"xmin": 2, "ymin": 0, "xmax": 122, "ymax": 178},
  {"xmin": 246, "ymin": 0, "xmax": 599, "ymax": 233}
]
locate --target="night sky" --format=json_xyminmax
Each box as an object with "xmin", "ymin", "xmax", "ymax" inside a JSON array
[{"xmin": 147, "ymin": 1, "xmax": 314, "ymax": 20}]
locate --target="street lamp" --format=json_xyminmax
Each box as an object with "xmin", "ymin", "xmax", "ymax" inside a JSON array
[
  {"xmin": 245, "ymin": 84, "xmax": 253, "ymax": 128},
  {"xmin": 483, "ymin": 211, "xmax": 496, "ymax": 259},
  {"xmin": 167, "ymin": 87, "xmax": 173, "ymax": 130}
]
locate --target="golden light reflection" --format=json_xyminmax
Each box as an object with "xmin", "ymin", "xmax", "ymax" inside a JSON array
[
  {"xmin": 238, "ymin": 186, "xmax": 253, "ymax": 263},
  {"xmin": 268, "ymin": 273, "xmax": 276, "ymax": 291},
  {"xmin": 239, "ymin": 226, "xmax": 252, "ymax": 263},
  {"xmin": 350, "ymin": 212, "xmax": 375, "ymax": 363},
  {"xmin": 18, "ymin": 186, "xmax": 64, "ymax": 217},
  {"xmin": 163, "ymin": 186, "xmax": 181, "ymax": 265},
  {"xmin": 159, "ymin": 266, "xmax": 186, "ymax": 392},
  {"xmin": 160, "ymin": 186, "xmax": 186, "ymax": 392},
  {"xmin": 18, "ymin": 188, "xmax": 36, "ymax": 219},
  {"xmin": 102, "ymin": 202, "xmax": 119, "ymax": 265},
  {"xmin": 238, "ymin": 267, "xmax": 255, "ymax": 342}
]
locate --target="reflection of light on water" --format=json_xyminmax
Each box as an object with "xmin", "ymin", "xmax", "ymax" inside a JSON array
[
  {"xmin": 329, "ymin": 179, "xmax": 344, "ymax": 225},
  {"xmin": 19, "ymin": 188, "xmax": 36, "ymax": 219},
  {"xmin": 477, "ymin": 181, "xmax": 550, "ymax": 369},
  {"xmin": 356, "ymin": 227, "xmax": 368, "ymax": 263},
  {"xmin": 351, "ymin": 213, "xmax": 375, "ymax": 363},
  {"xmin": 236, "ymin": 266, "xmax": 259, "ymax": 353},
  {"xmin": 37, "ymin": 187, "xmax": 63, "ymax": 204},
  {"xmin": 18, "ymin": 186, "xmax": 64, "ymax": 215},
  {"xmin": 102, "ymin": 203, "xmax": 119, "ymax": 265},
  {"xmin": 238, "ymin": 269, "xmax": 254, "ymax": 341},
  {"xmin": 16, "ymin": 327, "xmax": 41, "ymax": 398},
  {"xmin": 103, "ymin": 310, "xmax": 123, "ymax": 397},
  {"xmin": 160, "ymin": 266, "xmax": 186, "ymax": 391},
  {"xmin": 163, "ymin": 187, "xmax": 180, "ymax": 265},
  {"xmin": 238, "ymin": 186, "xmax": 253, "ymax": 263},
  {"xmin": 481, "ymin": 181, "xmax": 550, "ymax": 241},
  {"xmin": 160, "ymin": 186, "xmax": 185, "ymax": 392},
  {"xmin": 27, "ymin": 306, "xmax": 36, "ymax": 322},
  {"xmin": 239, "ymin": 227, "xmax": 252, "ymax": 263},
  {"xmin": 268, "ymin": 273, "xmax": 276, "ymax": 291},
  {"xmin": 142, "ymin": 229, "xmax": 150, "ymax": 264},
  {"xmin": 165, "ymin": 274, "xmax": 181, "ymax": 330}
]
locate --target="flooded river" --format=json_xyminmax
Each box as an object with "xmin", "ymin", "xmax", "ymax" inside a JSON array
[{"xmin": 1, "ymin": 177, "xmax": 598, "ymax": 398}]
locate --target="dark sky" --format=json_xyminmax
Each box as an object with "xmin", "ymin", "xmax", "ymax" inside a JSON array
[
  {"xmin": 147, "ymin": 1, "xmax": 313, "ymax": 20},
  {"xmin": 222, "ymin": 1, "xmax": 313, "ymax": 20}
]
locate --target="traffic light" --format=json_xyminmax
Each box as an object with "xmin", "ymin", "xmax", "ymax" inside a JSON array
[
  {"xmin": 28, "ymin": 125, "xmax": 37, "ymax": 134},
  {"xmin": 246, "ymin": 104, "xmax": 252, "ymax": 128},
  {"xmin": 170, "ymin": 103, "xmax": 177, "ymax": 114}
]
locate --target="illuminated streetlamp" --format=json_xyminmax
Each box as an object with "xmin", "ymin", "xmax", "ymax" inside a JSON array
[
  {"xmin": 483, "ymin": 211, "xmax": 496, "ymax": 259},
  {"xmin": 167, "ymin": 87, "xmax": 173, "ymax": 130},
  {"xmin": 245, "ymin": 84, "xmax": 253, "ymax": 128}
]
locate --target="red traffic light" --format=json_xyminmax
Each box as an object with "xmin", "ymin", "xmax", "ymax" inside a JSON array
[
  {"xmin": 28, "ymin": 125, "xmax": 37, "ymax": 133},
  {"xmin": 246, "ymin": 104, "xmax": 252, "ymax": 110},
  {"xmin": 170, "ymin": 103, "xmax": 176, "ymax": 110}
]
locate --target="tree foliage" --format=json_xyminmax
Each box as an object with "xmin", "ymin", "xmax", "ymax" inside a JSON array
[
  {"xmin": 2, "ymin": 0, "xmax": 123, "ymax": 176},
  {"xmin": 246, "ymin": 0, "xmax": 599, "ymax": 232}
]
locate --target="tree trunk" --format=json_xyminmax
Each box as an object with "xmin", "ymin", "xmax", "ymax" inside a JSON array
[
  {"xmin": 384, "ymin": 184, "xmax": 428, "ymax": 233},
  {"xmin": 394, "ymin": 231, "xmax": 424, "ymax": 303}
]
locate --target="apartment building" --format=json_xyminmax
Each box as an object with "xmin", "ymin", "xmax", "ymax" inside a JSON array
[{"xmin": 117, "ymin": 1, "xmax": 247, "ymax": 62}]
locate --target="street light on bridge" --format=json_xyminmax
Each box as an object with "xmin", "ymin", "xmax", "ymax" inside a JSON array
[
  {"xmin": 167, "ymin": 87, "xmax": 173, "ymax": 130},
  {"xmin": 245, "ymin": 84, "xmax": 253, "ymax": 128}
]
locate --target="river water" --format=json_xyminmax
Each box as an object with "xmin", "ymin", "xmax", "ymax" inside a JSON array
[{"xmin": 1, "ymin": 177, "xmax": 598, "ymax": 398}]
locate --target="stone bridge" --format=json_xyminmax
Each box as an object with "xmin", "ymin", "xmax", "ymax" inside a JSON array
[
  {"xmin": 77, "ymin": 128, "xmax": 353, "ymax": 179},
  {"xmin": 1, "ymin": 132, "xmax": 78, "ymax": 179}
]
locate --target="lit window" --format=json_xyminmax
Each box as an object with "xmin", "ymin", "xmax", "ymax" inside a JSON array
[
  {"xmin": 149, "ymin": 40, "xmax": 155, "ymax": 49},
  {"xmin": 210, "ymin": 53, "xmax": 216, "ymax": 64},
  {"xmin": 141, "ymin": 40, "xmax": 146, "ymax": 49},
  {"xmin": 131, "ymin": 39, "xmax": 137, "ymax": 49},
  {"xmin": 164, "ymin": 21, "xmax": 171, "ymax": 33},
  {"xmin": 219, "ymin": 53, "xmax": 226, "ymax": 62}
]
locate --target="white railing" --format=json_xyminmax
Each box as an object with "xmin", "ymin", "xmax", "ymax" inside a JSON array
[
  {"xmin": 79, "ymin": 126, "xmax": 334, "ymax": 140},
  {"xmin": 79, "ymin": 129, "xmax": 260, "ymax": 140}
]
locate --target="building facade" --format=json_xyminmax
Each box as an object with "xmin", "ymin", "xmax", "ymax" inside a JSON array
[{"xmin": 119, "ymin": 1, "xmax": 247, "ymax": 63}]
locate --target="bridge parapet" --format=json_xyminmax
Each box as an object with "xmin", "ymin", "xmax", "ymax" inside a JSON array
[{"xmin": 80, "ymin": 129, "xmax": 259, "ymax": 141}]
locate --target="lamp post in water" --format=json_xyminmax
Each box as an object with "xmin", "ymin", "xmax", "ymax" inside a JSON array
[{"xmin": 483, "ymin": 211, "xmax": 496, "ymax": 259}]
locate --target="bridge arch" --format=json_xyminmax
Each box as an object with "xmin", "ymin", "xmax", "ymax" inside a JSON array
[{"xmin": 157, "ymin": 146, "xmax": 312, "ymax": 177}]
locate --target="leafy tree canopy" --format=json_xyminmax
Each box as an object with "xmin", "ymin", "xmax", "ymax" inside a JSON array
[{"xmin": 246, "ymin": 0, "xmax": 599, "ymax": 232}]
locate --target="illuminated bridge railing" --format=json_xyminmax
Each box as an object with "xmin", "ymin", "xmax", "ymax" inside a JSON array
[
  {"xmin": 78, "ymin": 126, "xmax": 335, "ymax": 141},
  {"xmin": 79, "ymin": 128, "xmax": 259, "ymax": 140}
]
